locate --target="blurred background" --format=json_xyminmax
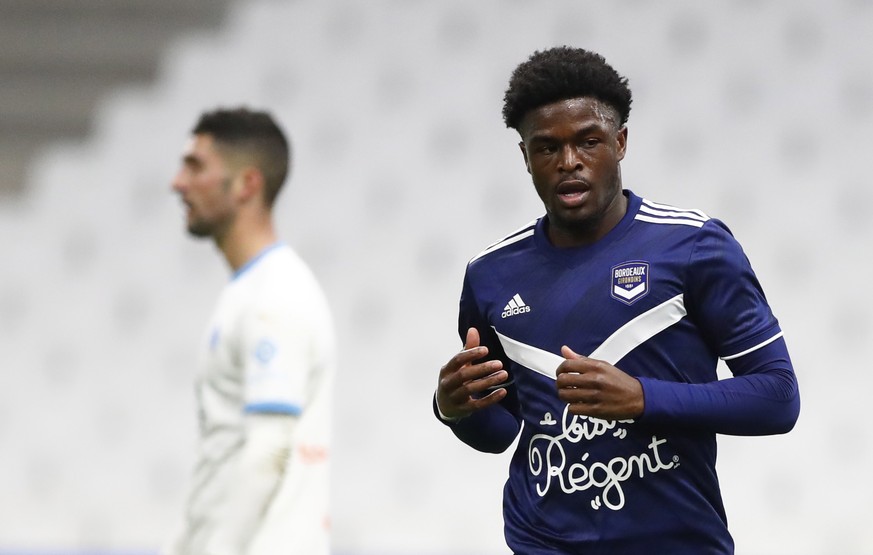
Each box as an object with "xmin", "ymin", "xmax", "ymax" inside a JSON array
[{"xmin": 0, "ymin": 0, "xmax": 871, "ymax": 554}]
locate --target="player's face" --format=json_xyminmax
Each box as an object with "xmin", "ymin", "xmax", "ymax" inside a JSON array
[
  {"xmin": 519, "ymin": 97, "xmax": 628, "ymax": 248},
  {"xmin": 171, "ymin": 134, "xmax": 238, "ymax": 238}
]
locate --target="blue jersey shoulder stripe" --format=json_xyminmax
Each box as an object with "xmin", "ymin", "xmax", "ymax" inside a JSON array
[
  {"xmin": 636, "ymin": 199, "xmax": 710, "ymax": 228},
  {"xmin": 641, "ymin": 198, "xmax": 710, "ymax": 220},
  {"xmin": 631, "ymin": 199, "xmax": 709, "ymax": 228},
  {"xmin": 635, "ymin": 213, "xmax": 706, "ymax": 228}
]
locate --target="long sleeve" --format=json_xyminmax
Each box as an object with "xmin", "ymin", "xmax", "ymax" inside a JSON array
[
  {"xmin": 433, "ymin": 387, "xmax": 521, "ymax": 453},
  {"xmin": 638, "ymin": 336, "xmax": 799, "ymax": 435},
  {"xmin": 434, "ymin": 267, "xmax": 522, "ymax": 453},
  {"xmin": 637, "ymin": 219, "xmax": 801, "ymax": 435},
  {"xmin": 202, "ymin": 414, "xmax": 297, "ymax": 555}
]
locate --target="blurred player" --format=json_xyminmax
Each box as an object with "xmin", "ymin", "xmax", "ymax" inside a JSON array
[
  {"xmin": 434, "ymin": 47, "xmax": 800, "ymax": 554},
  {"xmin": 167, "ymin": 107, "xmax": 336, "ymax": 555}
]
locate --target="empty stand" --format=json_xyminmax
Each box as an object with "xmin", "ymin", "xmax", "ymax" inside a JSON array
[{"xmin": 1, "ymin": 1, "xmax": 871, "ymax": 554}]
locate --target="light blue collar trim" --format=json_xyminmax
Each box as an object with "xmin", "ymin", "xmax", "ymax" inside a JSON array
[
  {"xmin": 232, "ymin": 241, "xmax": 284, "ymax": 280},
  {"xmin": 244, "ymin": 401, "xmax": 302, "ymax": 416}
]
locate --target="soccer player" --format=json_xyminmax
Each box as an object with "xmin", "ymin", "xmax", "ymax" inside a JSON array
[
  {"xmin": 434, "ymin": 47, "xmax": 800, "ymax": 554},
  {"xmin": 167, "ymin": 108, "xmax": 336, "ymax": 555}
]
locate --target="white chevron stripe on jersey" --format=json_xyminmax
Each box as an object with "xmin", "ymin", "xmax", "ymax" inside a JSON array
[
  {"xmin": 493, "ymin": 294, "xmax": 688, "ymax": 379},
  {"xmin": 588, "ymin": 294, "xmax": 686, "ymax": 362},
  {"xmin": 470, "ymin": 221, "xmax": 537, "ymax": 263},
  {"xmin": 493, "ymin": 329, "xmax": 564, "ymax": 380}
]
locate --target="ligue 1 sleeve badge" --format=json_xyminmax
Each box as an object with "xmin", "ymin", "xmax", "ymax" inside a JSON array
[{"xmin": 611, "ymin": 261, "xmax": 650, "ymax": 305}]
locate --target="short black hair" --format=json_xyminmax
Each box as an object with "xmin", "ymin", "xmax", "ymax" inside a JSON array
[
  {"xmin": 192, "ymin": 107, "xmax": 290, "ymax": 207},
  {"xmin": 502, "ymin": 46, "xmax": 632, "ymax": 131}
]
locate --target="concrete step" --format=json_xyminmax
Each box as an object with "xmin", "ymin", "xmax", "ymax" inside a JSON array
[{"xmin": 0, "ymin": 0, "xmax": 234, "ymax": 196}]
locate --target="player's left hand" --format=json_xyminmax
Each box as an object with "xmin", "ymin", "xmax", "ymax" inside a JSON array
[{"xmin": 555, "ymin": 346, "xmax": 645, "ymax": 420}]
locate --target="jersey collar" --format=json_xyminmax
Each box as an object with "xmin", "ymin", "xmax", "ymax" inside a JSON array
[
  {"xmin": 232, "ymin": 241, "xmax": 284, "ymax": 281},
  {"xmin": 534, "ymin": 189, "xmax": 642, "ymax": 259}
]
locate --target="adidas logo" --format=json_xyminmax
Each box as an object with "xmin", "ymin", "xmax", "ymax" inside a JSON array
[{"xmin": 501, "ymin": 294, "xmax": 531, "ymax": 318}]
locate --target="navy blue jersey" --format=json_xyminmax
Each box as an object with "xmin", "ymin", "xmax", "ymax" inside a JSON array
[{"xmin": 440, "ymin": 190, "xmax": 799, "ymax": 554}]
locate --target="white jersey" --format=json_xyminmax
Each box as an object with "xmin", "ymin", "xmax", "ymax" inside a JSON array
[{"xmin": 175, "ymin": 243, "xmax": 336, "ymax": 555}]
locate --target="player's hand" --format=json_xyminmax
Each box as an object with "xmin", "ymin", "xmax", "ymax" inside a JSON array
[
  {"xmin": 555, "ymin": 345, "xmax": 645, "ymax": 420},
  {"xmin": 436, "ymin": 328, "xmax": 509, "ymax": 420}
]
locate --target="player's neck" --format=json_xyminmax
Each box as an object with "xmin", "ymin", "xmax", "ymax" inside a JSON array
[
  {"xmin": 216, "ymin": 217, "xmax": 278, "ymax": 272},
  {"xmin": 547, "ymin": 190, "xmax": 627, "ymax": 248}
]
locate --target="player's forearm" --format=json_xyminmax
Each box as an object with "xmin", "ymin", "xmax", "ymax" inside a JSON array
[
  {"xmin": 204, "ymin": 415, "xmax": 297, "ymax": 555},
  {"xmin": 434, "ymin": 394, "xmax": 521, "ymax": 453},
  {"xmin": 638, "ymin": 338, "xmax": 799, "ymax": 435}
]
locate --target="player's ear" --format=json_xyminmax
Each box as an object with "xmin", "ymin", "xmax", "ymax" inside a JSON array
[
  {"xmin": 518, "ymin": 141, "xmax": 531, "ymax": 174},
  {"xmin": 616, "ymin": 126, "xmax": 628, "ymax": 162},
  {"xmin": 238, "ymin": 166, "xmax": 265, "ymax": 203}
]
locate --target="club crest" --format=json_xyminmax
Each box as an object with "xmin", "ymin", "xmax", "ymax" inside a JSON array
[{"xmin": 611, "ymin": 261, "xmax": 649, "ymax": 305}]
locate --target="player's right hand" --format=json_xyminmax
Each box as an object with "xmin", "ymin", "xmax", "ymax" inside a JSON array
[{"xmin": 436, "ymin": 327, "xmax": 508, "ymax": 420}]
